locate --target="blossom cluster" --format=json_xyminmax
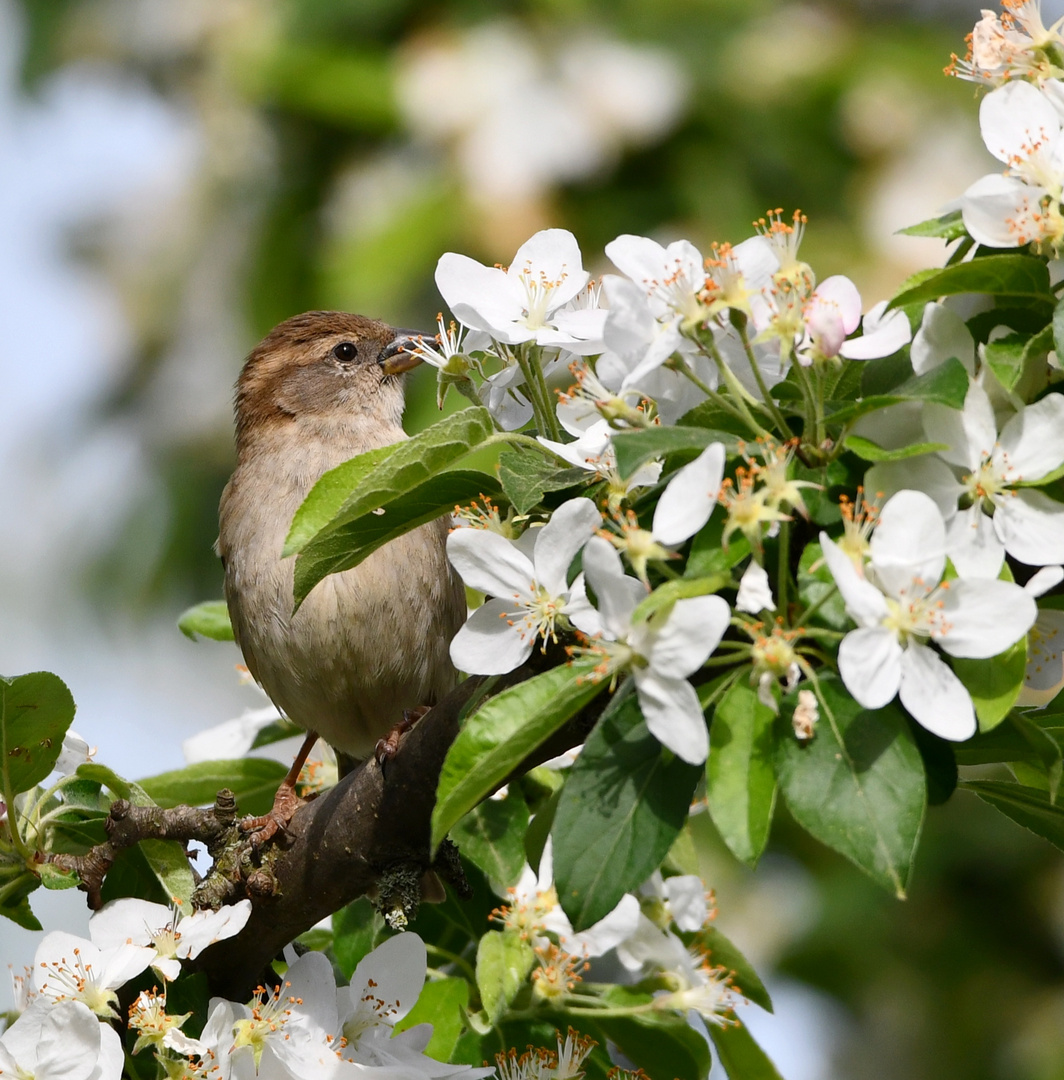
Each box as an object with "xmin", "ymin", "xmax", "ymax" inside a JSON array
[{"xmin": 4, "ymin": 899, "xmax": 494, "ymax": 1080}]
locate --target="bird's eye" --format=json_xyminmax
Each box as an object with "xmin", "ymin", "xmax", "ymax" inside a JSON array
[{"xmin": 332, "ymin": 341, "xmax": 358, "ymax": 363}]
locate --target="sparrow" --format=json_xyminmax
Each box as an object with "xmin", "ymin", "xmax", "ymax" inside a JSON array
[{"xmin": 218, "ymin": 311, "xmax": 467, "ymax": 841}]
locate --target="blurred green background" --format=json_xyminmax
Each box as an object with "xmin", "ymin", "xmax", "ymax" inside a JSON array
[{"xmin": 8, "ymin": 0, "xmax": 1064, "ymax": 1076}]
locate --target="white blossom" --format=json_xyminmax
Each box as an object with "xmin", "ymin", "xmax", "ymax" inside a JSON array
[
  {"xmin": 33, "ymin": 932, "xmax": 154, "ymax": 1020},
  {"xmin": 820, "ymin": 489, "xmax": 1036, "ymax": 740},
  {"xmin": 447, "ymin": 497, "xmax": 601, "ymax": 674},
  {"xmin": 0, "ymin": 1000, "xmax": 123, "ymax": 1080},
  {"xmin": 572, "ymin": 536, "xmax": 730, "ymax": 763},
  {"xmin": 89, "ymin": 898, "xmax": 252, "ymax": 982}
]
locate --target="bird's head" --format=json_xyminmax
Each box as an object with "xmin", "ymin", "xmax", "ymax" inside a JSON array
[{"xmin": 233, "ymin": 311, "xmax": 428, "ymax": 448}]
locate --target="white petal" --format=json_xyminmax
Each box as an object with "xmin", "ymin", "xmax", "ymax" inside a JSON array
[
  {"xmin": 939, "ymin": 578, "xmax": 1036, "ymax": 658},
  {"xmin": 864, "ymin": 454, "xmax": 963, "ymax": 520},
  {"xmin": 533, "ymin": 498, "xmax": 601, "ymax": 596},
  {"xmin": 449, "ymin": 599, "xmax": 536, "ymax": 675},
  {"xmin": 177, "ymin": 900, "xmax": 253, "ymax": 958},
  {"xmin": 961, "ymin": 173, "xmax": 1049, "ymax": 249},
  {"xmin": 434, "ymin": 253, "xmax": 525, "ymax": 338},
  {"xmin": 285, "ymin": 951, "xmax": 340, "ymax": 1034},
  {"xmin": 946, "ymin": 504, "xmax": 1005, "ymax": 579},
  {"xmin": 838, "ymin": 302, "xmax": 911, "ymax": 360},
  {"xmin": 735, "ymin": 561, "xmax": 775, "ymax": 614},
  {"xmin": 652, "ymin": 442, "xmax": 725, "ymax": 545},
  {"xmin": 92, "ymin": 1023, "xmax": 124, "ymax": 1080},
  {"xmin": 979, "ymin": 80, "xmax": 1061, "ymax": 165},
  {"xmin": 663, "ymin": 875, "xmax": 709, "ymax": 931},
  {"xmin": 89, "ymin": 898, "xmax": 170, "ymax": 950},
  {"xmin": 1018, "ymin": 608, "xmax": 1064, "ymax": 706},
  {"xmin": 998, "ymin": 392, "xmax": 1064, "ymax": 481},
  {"xmin": 35, "ymin": 1002, "xmax": 101, "ymax": 1080},
  {"xmin": 1025, "ymin": 565, "xmax": 1064, "ymax": 596},
  {"xmin": 563, "ymin": 894, "xmax": 642, "ymax": 958},
  {"xmin": 602, "ymin": 274, "xmax": 659, "ymax": 358},
  {"xmin": 911, "ymin": 302, "xmax": 975, "ymax": 375},
  {"xmin": 811, "ymin": 276, "xmax": 862, "ymax": 335},
  {"xmin": 645, "ymin": 595, "xmax": 730, "ymax": 679},
  {"xmin": 819, "ymin": 534, "xmax": 890, "ymax": 626},
  {"xmin": 349, "ymin": 933, "xmax": 428, "ymax": 1025},
  {"xmin": 510, "ymin": 228, "xmax": 588, "ymax": 311},
  {"xmin": 634, "ymin": 672, "xmax": 708, "ymax": 764},
  {"xmin": 838, "ymin": 627, "xmax": 903, "ymax": 709},
  {"xmin": 995, "ymin": 488, "xmax": 1064, "ymax": 565},
  {"xmin": 581, "ymin": 536, "xmax": 644, "ymax": 638},
  {"xmin": 870, "ymin": 490, "xmax": 947, "ymax": 590},
  {"xmin": 565, "ymin": 573, "xmax": 604, "ymax": 638},
  {"xmin": 898, "ymin": 643, "xmax": 976, "ymax": 740},
  {"xmin": 446, "ymin": 528, "xmax": 534, "ymax": 600}
]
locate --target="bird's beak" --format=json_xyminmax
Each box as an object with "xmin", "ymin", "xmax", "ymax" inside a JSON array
[{"xmin": 378, "ymin": 329, "xmax": 429, "ymax": 376}]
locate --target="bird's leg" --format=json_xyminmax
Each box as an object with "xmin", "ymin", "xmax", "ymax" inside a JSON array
[
  {"xmin": 374, "ymin": 705, "xmax": 432, "ymax": 768},
  {"xmin": 241, "ymin": 730, "xmax": 318, "ymax": 848}
]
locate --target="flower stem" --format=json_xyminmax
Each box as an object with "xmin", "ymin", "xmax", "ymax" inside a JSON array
[{"xmin": 735, "ymin": 321, "xmax": 795, "ymax": 439}]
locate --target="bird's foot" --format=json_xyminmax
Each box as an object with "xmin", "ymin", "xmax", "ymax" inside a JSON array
[
  {"xmin": 374, "ymin": 705, "xmax": 432, "ymax": 769},
  {"xmin": 240, "ymin": 781, "xmax": 305, "ymax": 849}
]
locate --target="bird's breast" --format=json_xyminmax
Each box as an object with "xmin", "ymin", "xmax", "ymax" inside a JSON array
[{"xmin": 219, "ymin": 427, "xmax": 466, "ymax": 759}]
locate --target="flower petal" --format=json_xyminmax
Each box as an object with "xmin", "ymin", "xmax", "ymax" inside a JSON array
[
  {"xmin": 349, "ymin": 932, "xmax": 428, "ymax": 1024},
  {"xmin": 979, "ymin": 79, "xmax": 1061, "ymax": 165},
  {"xmin": 533, "ymin": 497, "xmax": 601, "ymax": 596},
  {"xmin": 735, "ymin": 561, "xmax": 775, "ymax": 614},
  {"xmin": 819, "ymin": 534, "xmax": 889, "ymax": 625},
  {"xmin": 652, "ymin": 442, "xmax": 725, "ymax": 546},
  {"xmin": 898, "ymin": 642, "xmax": 976, "ymax": 740},
  {"xmin": 434, "ymin": 252, "xmax": 525, "ymax": 338},
  {"xmin": 634, "ymin": 671, "xmax": 708, "ymax": 764},
  {"xmin": 870, "ymin": 490, "xmax": 946, "ymax": 592},
  {"xmin": 910, "ymin": 302, "xmax": 975, "ymax": 375},
  {"xmin": 995, "ymin": 488, "xmax": 1064, "ymax": 565},
  {"xmin": 939, "ymin": 578, "xmax": 1036, "ymax": 659},
  {"xmin": 838, "ymin": 302, "xmax": 911, "ymax": 360},
  {"xmin": 997, "ymin": 392, "xmax": 1064, "ymax": 481},
  {"xmin": 838, "ymin": 627, "xmax": 903, "ymax": 709},
  {"xmin": 946, "ymin": 503, "xmax": 1005, "ymax": 579},
  {"xmin": 645, "ymin": 595, "xmax": 730, "ymax": 679},
  {"xmin": 446, "ymin": 528, "xmax": 534, "ymax": 600},
  {"xmin": 580, "ymin": 536, "xmax": 645, "ymax": 639},
  {"xmin": 449, "ymin": 598, "xmax": 536, "ymax": 675},
  {"xmin": 510, "ymin": 228, "xmax": 589, "ymax": 311}
]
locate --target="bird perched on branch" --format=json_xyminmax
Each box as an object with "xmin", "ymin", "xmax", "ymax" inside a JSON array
[{"xmin": 218, "ymin": 311, "xmax": 466, "ymax": 843}]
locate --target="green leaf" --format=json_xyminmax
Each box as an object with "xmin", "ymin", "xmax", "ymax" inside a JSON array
[
  {"xmin": 552, "ymin": 693, "xmax": 701, "ymax": 930},
  {"xmin": 0, "ymin": 672, "xmax": 76, "ymax": 796},
  {"xmin": 706, "ymin": 682, "xmax": 777, "ymax": 867},
  {"xmin": 137, "ymin": 758, "xmax": 289, "ymax": 817},
  {"xmin": 631, "ymin": 575, "xmax": 730, "ymax": 625},
  {"xmin": 842, "ymin": 436, "xmax": 950, "ymax": 462},
  {"xmin": 99, "ymin": 844, "xmax": 178, "ymax": 906},
  {"xmin": 475, "ymin": 929, "xmax": 535, "ymax": 1023},
  {"xmin": 497, "ymin": 451, "xmax": 589, "ymax": 515},
  {"xmin": 284, "ymin": 444, "xmax": 398, "ymax": 554},
  {"xmin": 585, "ymin": 986, "xmax": 713, "ymax": 1080},
  {"xmin": 612, "ymin": 427, "xmax": 738, "ymax": 481},
  {"xmin": 697, "ymin": 926, "xmax": 773, "ymax": 1013},
  {"xmin": 450, "ymin": 789, "xmax": 530, "ymax": 887},
  {"xmin": 431, "ymin": 661, "xmax": 605, "ymax": 853},
  {"xmin": 38, "ymin": 862, "xmax": 80, "ymax": 890},
  {"xmin": 897, "ymin": 209, "xmax": 967, "ymax": 240},
  {"xmin": 293, "ymin": 470, "xmax": 501, "ymax": 606},
  {"xmin": 76, "ymin": 763, "xmax": 132, "ymax": 800},
  {"xmin": 774, "ymin": 679, "xmax": 926, "ymax": 897},
  {"xmin": 395, "ymin": 977, "xmax": 470, "ymax": 1061},
  {"xmin": 140, "ymin": 839, "xmax": 195, "ymax": 907},
  {"xmin": 177, "ymin": 601, "xmax": 235, "ymax": 642},
  {"xmin": 0, "ymin": 875, "xmax": 42, "ymax": 931},
  {"xmin": 984, "ymin": 332, "xmax": 1030, "ymax": 394},
  {"xmin": 962, "ymin": 779, "xmax": 1064, "ymax": 849},
  {"xmin": 284, "ymin": 406, "xmax": 496, "ymax": 555},
  {"xmin": 332, "ymin": 897, "xmax": 387, "ymax": 979},
  {"xmin": 887, "ymin": 254, "xmax": 1053, "ymax": 310},
  {"xmin": 709, "ymin": 1023, "xmax": 785, "ymax": 1080},
  {"xmin": 953, "ymin": 636, "xmax": 1028, "ymax": 733},
  {"xmin": 824, "ymin": 357, "xmax": 969, "ymax": 426}
]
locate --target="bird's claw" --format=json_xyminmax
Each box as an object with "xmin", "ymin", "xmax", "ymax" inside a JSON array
[
  {"xmin": 374, "ymin": 705, "xmax": 432, "ymax": 772},
  {"xmin": 240, "ymin": 782, "xmax": 305, "ymax": 849}
]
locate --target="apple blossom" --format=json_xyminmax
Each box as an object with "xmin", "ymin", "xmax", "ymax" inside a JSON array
[
  {"xmin": 447, "ymin": 497, "xmax": 601, "ymax": 675},
  {"xmin": 33, "ymin": 931, "xmax": 155, "ymax": 1020},
  {"xmin": 922, "ymin": 382, "xmax": 1064, "ymax": 575},
  {"xmin": 571, "ymin": 536, "xmax": 730, "ymax": 763},
  {"xmin": 820, "ymin": 489, "xmax": 1037, "ymax": 740},
  {"xmin": 0, "ymin": 1000, "xmax": 123, "ymax": 1080},
  {"xmin": 89, "ymin": 898, "xmax": 252, "ymax": 982},
  {"xmin": 435, "ymin": 229, "xmax": 600, "ymax": 348}
]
